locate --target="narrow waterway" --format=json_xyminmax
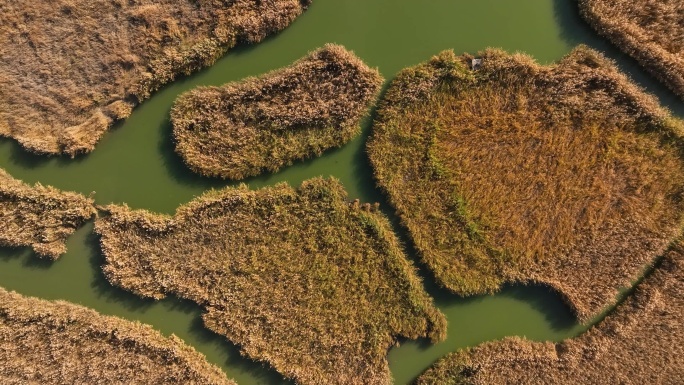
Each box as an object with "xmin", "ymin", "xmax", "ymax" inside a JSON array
[{"xmin": 0, "ymin": 0, "xmax": 681, "ymax": 384}]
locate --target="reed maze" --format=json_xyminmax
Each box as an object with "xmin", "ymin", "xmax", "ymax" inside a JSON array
[{"xmin": 0, "ymin": 0, "xmax": 682, "ymax": 383}]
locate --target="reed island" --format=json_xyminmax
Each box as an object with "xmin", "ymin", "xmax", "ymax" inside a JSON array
[
  {"xmin": 0, "ymin": 287, "xmax": 235, "ymax": 384},
  {"xmin": 94, "ymin": 178, "xmax": 446, "ymax": 385},
  {"xmin": 171, "ymin": 44, "xmax": 383, "ymax": 180},
  {"xmin": 579, "ymin": 0, "xmax": 684, "ymax": 99},
  {"xmin": 0, "ymin": 0, "xmax": 309, "ymax": 155},
  {"xmin": 0, "ymin": 168, "xmax": 95, "ymax": 259},
  {"xmin": 367, "ymin": 46, "xmax": 684, "ymax": 322},
  {"xmin": 416, "ymin": 242, "xmax": 684, "ymax": 384}
]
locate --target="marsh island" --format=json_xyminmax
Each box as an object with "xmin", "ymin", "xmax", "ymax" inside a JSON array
[
  {"xmin": 171, "ymin": 44, "xmax": 383, "ymax": 179},
  {"xmin": 0, "ymin": 0, "xmax": 309, "ymax": 155},
  {"xmin": 0, "ymin": 287, "xmax": 235, "ymax": 384},
  {"xmin": 367, "ymin": 46, "xmax": 684, "ymax": 321},
  {"xmin": 95, "ymin": 178, "xmax": 445, "ymax": 385}
]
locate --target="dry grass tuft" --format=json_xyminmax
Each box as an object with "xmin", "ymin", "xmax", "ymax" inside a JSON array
[
  {"xmin": 579, "ymin": 0, "xmax": 684, "ymax": 99},
  {"xmin": 0, "ymin": 287, "xmax": 235, "ymax": 385},
  {"xmin": 416, "ymin": 242, "xmax": 684, "ymax": 384},
  {"xmin": 0, "ymin": 0, "xmax": 310, "ymax": 156},
  {"xmin": 171, "ymin": 44, "xmax": 383, "ymax": 180},
  {"xmin": 0, "ymin": 168, "xmax": 96, "ymax": 259},
  {"xmin": 367, "ymin": 46, "xmax": 684, "ymax": 321},
  {"xmin": 94, "ymin": 177, "xmax": 446, "ymax": 385}
]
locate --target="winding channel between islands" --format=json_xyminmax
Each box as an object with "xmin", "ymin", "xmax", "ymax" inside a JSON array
[{"xmin": 0, "ymin": 0, "xmax": 682, "ymax": 384}]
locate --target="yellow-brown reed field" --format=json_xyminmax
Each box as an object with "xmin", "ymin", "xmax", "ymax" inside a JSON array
[
  {"xmin": 0, "ymin": 287, "xmax": 235, "ymax": 384},
  {"xmin": 367, "ymin": 46, "xmax": 684, "ymax": 322},
  {"xmin": 0, "ymin": 168, "xmax": 95, "ymax": 259},
  {"xmin": 579, "ymin": 0, "xmax": 684, "ymax": 99},
  {"xmin": 0, "ymin": 0, "xmax": 309, "ymax": 155},
  {"xmin": 94, "ymin": 177, "xmax": 446, "ymax": 385},
  {"xmin": 171, "ymin": 44, "xmax": 383, "ymax": 180},
  {"xmin": 416, "ymin": 242, "xmax": 684, "ymax": 384}
]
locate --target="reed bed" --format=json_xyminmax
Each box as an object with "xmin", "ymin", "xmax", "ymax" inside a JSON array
[
  {"xmin": 171, "ymin": 44, "xmax": 383, "ymax": 180},
  {"xmin": 367, "ymin": 46, "xmax": 684, "ymax": 321},
  {"xmin": 0, "ymin": 168, "xmax": 95, "ymax": 259},
  {"xmin": 0, "ymin": 286, "xmax": 234, "ymax": 384},
  {"xmin": 0, "ymin": 0, "xmax": 310, "ymax": 156},
  {"xmin": 579, "ymin": 0, "xmax": 684, "ymax": 99},
  {"xmin": 416, "ymin": 241, "xmax": 684, "ymax": 384},
  {"xmin": 94, "ymin": 177, "xmax": 446, "ymax": 385}
]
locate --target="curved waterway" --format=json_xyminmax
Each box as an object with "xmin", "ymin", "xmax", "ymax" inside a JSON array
[{"xmin": 0, "ymin": 0, "xmax": 682, "ymax": 384}]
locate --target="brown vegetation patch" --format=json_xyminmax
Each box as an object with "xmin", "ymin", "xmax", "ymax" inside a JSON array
[
  {"xmin": 94, "ymin": 178, "xmax": 446, "ymax": 385},
  {"xmin": 0, "ymin": 0, "xmax": 310, "ymax": 155},
  {"xmin": 171, "ymin": 44, "xmax": 383, "ymax": 180},
  {"xmin": 367, "ymin": 46, "xmax": 684, "ymax": 321},
  {"xmin": 0, "ymin": 287, "xmax": 234, "ymax": 384},
  {"xmin": 416, "ymin": 242, "xmax": 684, "ymax": 384},
  {"xmin": 0, "ymin": 168, "xmax": 95, "ymax": 259},
  {"xmin": 579, "ymin": 0, "xmax": 684, "ymax": 99}
]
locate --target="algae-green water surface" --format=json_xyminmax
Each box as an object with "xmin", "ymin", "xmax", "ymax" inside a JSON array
[{"xmin": 0, "ymin": 0, "xmax": 682, "ymax": 384}]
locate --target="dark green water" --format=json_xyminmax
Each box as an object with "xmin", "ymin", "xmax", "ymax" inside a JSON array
[{"xmin": 0, "ymin": 0, "xmax": 681, "ymax": 384}]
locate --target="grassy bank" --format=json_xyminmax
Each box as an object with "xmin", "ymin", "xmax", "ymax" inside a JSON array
[
  {"xmin": 579, "ymin": 0, "xmax": 684, "ymax": 99},
  {"xmin": 0, "ymin": 0, "xmax": 310, "ymax": 156},
  {"xmin": 94, "ymin": 178, "xmax": 446, "ymax": 385},
  {"xmin": 0, "ymin": 287, "xmax": 234, "ymax": 384},
  {"xmin": 0, "ymin": 168, "xmax": 95, "ymax": 259},
  {"xmin": 171, "ymin": 44, "xmax": 383, "ymax": 180},
  {"xmin": 416, "ymin": 241, "xmax": 684, "ymax": 384},
  {"xmin": 367, "ymin": 46, "xmax": 684, "ymax": 321}
]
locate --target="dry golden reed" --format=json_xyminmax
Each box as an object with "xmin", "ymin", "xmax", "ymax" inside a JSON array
[
  {"xmin": 0, "ymin": 0, "xmax": 310, "ymax": 155},
  {"xmin": 579, "ymin": 0, "xmax": 684, "ymax": 99},
  {"xmin": 94, "ymin": 177, "xmax": 446, "ymax": 385},
  {"xmin": 172, "ymin": 44, "xmax": 383, "ymax": 180},
  {"xmin": 0, "ymin": 168, "xmax": 95, "ymax": 259},
  {"xmin": 0, "ymin": 287, "xmax": 235, "ymax": 385},
  {"xmin": 416, "ymin": 242, "xmax": 684, "ymax": 384},
  {"xmin": 367, "ymin": 46, "xmax": 684, "ymax": 321}
]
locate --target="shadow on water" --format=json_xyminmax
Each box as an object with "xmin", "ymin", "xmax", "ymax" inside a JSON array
[
  {"xmin": 552, "ymin": 0, "xmax": 683, "ymax": 116},
  {"xmin": 551, "ymin": 0, "xmax": 609, "ymax": 50},
  {"xmin": 6, "ymin": 139, "xmax": 51, "ymax": 168},
  {"xmin": 405, "ymin": 280, "xmax": 580, "ymax": 354},
  {"xmin": 156, "ymin": 109, "xmax": 355, "ymax": 193},
  {"xmin": 350, "ymin": 82, "xmax": 395, "ymax": 205},
  {"xmin": 188, "ymin": 317, "xmax": 294, "ymax": 385},
  {"xmin": 157, "ymin": 78, "xmax": 392, "ymax": 203},
  {"xmin": 0, "ymin": 246, "xmax": 54, "ymax": 270},
  {"xmin": 3, "ymin": 120, "xmax": 127, "ymax": 170},
  {"xmin": 496, "ymin": 284, "xmax": 578, "ymax": 331},
  {"xmin": 157, "ymin": 114, "xmax": 228, "ymax": 191},
  {"xmin": 86, "ymin": 228, "xmax": 159, "ymax": 312},
  {"xmin": 393, "ymin": 219, "xmax": 579, "ymax": 334}
]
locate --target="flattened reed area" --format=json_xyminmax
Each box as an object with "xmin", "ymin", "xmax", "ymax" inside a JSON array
[
  {"xmin": 0, "ymin": 0, "xmax": 309, "ymax": 155},
  {"xmin": 0, "ymin": 287, "xmax": 235, "ymax": 385},
  {"xmin": 416, "ymin": 243, "xmax": 684, "ymax": 384},
  {"xmin": 171, "ymin": 44, "xmax": 383, "ymax": 180},
  {"xmin": 95, "ymin": 178, "xmax": 446, "ymax": 385},
  {"xmin": 367, "ymin": 46, "xmax": 684, "ymax": 321},
  {"xmin": 579, "ymin": 0, "xmax": 684, "ymax": 99},
  {"xmin": 0, "ymin": 168, "xmax": 95, "ymax": 259}
]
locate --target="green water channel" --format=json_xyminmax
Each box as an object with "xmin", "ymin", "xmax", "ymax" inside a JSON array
[{"xmin": 0, "ymin": 0, "xmax": 682, "ymax": 383}]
